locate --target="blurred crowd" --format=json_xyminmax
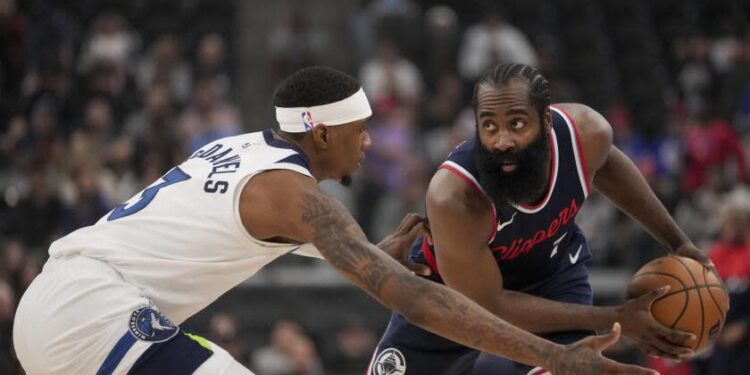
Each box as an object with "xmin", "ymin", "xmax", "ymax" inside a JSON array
[{"xmin": 1, "ymin": 0, "xmax": 749, "ymax": 374}]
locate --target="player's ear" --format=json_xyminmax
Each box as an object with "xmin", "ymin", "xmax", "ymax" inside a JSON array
[
  {"xmin": 543, "ymin": 107, "xmax": 552, "ymax": 132},
  {"xmin": 311, "ymin": 124, "xmax": 330, "ymax": 149}
]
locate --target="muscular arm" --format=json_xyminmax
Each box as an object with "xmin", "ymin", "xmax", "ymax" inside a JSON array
[
  {"xmin": 240, "ymin": 170, "xmax": 561, "ymax": 369},
  {"xmin": 593, "ymin": 146, "xmax": 691, "ymax": 251},
  {"xmin": 428, "ymin": 169, "xmax": 617, "ymax": 334},
  {"xmin": 558, "ymin": 102, "xmax": 692, "ymax": 252},
  {"xmin": 429, "ymin": 105, "xmax": 695, "ymax": 359}
]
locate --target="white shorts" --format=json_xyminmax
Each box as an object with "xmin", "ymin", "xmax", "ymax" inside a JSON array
[{"xmin": 13, "ymin": 256, "xmax": 254, "ymax": 375}]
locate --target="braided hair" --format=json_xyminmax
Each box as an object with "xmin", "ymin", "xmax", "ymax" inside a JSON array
[{"xmin": 471, "ymin": 63, "xmax": 551, "ymax": 120}]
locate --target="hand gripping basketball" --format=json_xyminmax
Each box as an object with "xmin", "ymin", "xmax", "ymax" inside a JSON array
[
  {"xmin": 625, "ymin": 256, "xmax": 730, "ymax": 358},
  {"xmin": 549, "ymin": 323, "xmax": 658, "ymax": 375}
]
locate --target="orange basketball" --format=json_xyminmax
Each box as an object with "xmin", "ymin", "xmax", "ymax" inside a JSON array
[{"xmin": 626, "ymin": 255, "xmax": 729, "ymax": 352}]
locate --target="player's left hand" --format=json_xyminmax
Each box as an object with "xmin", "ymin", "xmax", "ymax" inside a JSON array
[
  {"xmin": 377, "ymin": 213, "xmax": 432, "ymax": 276},
  {"xmin": 671, "ymin": 243, "xmax": 715, "ymax": 270}
]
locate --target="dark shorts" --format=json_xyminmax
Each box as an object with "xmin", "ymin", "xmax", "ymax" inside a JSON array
[{"xmin": 370, "ymin": 263, "xmax": 593, "ymax": 375}]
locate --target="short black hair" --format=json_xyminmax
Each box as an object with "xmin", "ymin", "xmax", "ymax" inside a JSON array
[
  {"xmin": 472, "ymin": 63, "xmax": 551, "ymax": 120},
  {"xmin": 273, "ymin": 66, "xmax": 361, "ymax": 108}
]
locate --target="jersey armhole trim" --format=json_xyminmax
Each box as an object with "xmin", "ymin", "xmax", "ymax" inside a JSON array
[
  {"xmin": 551, "ymin": 105, "xmax": 591, "ymax": 197},
  {"xmin": 438, "ymin": 162, "xmax": 498, "ymax": 243}
]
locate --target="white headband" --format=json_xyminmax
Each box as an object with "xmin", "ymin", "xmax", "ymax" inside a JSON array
[{"xmin": 275, "ymin": 88, "xmax": 372, "ymax": 133}]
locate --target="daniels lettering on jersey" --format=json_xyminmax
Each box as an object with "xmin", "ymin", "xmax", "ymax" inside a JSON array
[
  {"xmin": 491, "ymin": 198, "xmax": 579, "ymax": 260},
  {"xmin": 190, "ymin": 143, "xmax": 242, "ymax": 194}
]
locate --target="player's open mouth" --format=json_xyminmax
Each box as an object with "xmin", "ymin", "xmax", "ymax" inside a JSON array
[{"xmin": 500, "ymin": 163, "xmax": 517, "ymax": 172}]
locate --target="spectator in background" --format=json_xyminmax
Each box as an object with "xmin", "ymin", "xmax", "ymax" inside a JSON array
[
  {"xmin": 208, "ymin": 312, "xmax": 249, "ymax": 364},
  {"xmin": 60, "ymin": 163, "xmax": 111, "ymax": 233},
  {"xmin": 325, "ymin": 316, "xmax": 377, "ymax": 374},
  {"xmin": 251, "ymin": 320, "xmax": 324, "ymax": 375},
  {"xmin": 0, "ymin": 280, "xmax": 18, "ymax": 374},
  {"xmin": 359, "ymin": 38, "xmax": 422, "ymax": 107},
  {"xmin": 178, "ymin": 75, "xmax": 240, "ymax": 152},
  {"xmin": 136, "ymin": 34, "xmax": 192, "ymax": 105},
  {"xmin": 704, "ymin": 203, "xmax": 750, "ymax": 375},
  {"xmin": 78, "ymin": 12, "xmax": 137, "ymax": 115},
  {"xmin": 78, "ymin": 12, "xmax": 136, "ymax": 74},
  {"xmin": 355, "ymin": 98, "xmax": 419, "ymax": 239},
  {"xmin": 0, "ymin": 0, "xmax": 27, "ymax": 99},
  {"xmin": 419, "ymin": 5, "xmax": 460, "ymax": 91},
  {"xmin": 125, "ymin": 83, "xmax": 183, "ymax": 183},
  {"xmin": 458, "ymin": 9, "xmax": 537, "ymax": 81},
  {"xmin": 4, "ymin": 163, "xmax": 62, "ymax": 248},
  {"xmin": 267, "ymin": 6, "xmax": 329, "ymax": 81},
  {"xmin": 195, "ymin": 33, "xmax": 231, "ymax": 99},
  {"xmin": 419, "ymin": 73, "xmax": 464, "ymax": 132},
  {"xmin": 673, "ymin": 35, "xmax": 715, "ymax": 118},
  {"xmin": 681, "ymin": 114, "xmax": 747, "ymax": 195}
]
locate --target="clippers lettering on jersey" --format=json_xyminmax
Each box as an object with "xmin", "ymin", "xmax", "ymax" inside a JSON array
[
  {"xmin": 190, "ymin": 143, "xmax": 242, "ymax": 194},
  {"xmin": 491, "ymin": 199, "xmax": 579, "ymax": 260}
]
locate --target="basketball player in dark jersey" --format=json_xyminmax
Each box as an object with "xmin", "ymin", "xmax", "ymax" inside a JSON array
[{"xmin": 370, "ymin": 63, "xmax": 714, "ymax": 375}]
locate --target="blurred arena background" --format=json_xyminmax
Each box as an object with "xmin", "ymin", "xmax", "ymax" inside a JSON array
[{"xmin": 1, "ymin": 0, "xmax": 749, "ymax": 374}]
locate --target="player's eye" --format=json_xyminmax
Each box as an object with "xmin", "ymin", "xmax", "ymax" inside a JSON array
[
  {"xmin": 482, "ymin": 122, "xmax": 497, "ymax": 131},
  {"xmin": 510, "ymin": 119, "xmax": 526, "ymax": 130}
]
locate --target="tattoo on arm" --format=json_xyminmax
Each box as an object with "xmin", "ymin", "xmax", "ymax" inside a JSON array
[
  {"xmin": 301, "ymin": 190, "xmax": 394, "ymax": 294},
  {"xmin": 300, "ymin": 190, "xmax": 611, "ymax": 373}
]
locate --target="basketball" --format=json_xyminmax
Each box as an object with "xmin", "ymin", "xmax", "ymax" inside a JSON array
[{"xmin": 626, "ymin": 255, "xmax": 729, "ymax": 352}]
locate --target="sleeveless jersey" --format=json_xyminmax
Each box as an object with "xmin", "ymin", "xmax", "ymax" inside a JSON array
[
  {"xmin": 49, "ymin": 130, "xmax": 322, "ymax": 324},
  {"xmin": 411, "ymin": 106, "xmax": 593, "ymax": 290}
]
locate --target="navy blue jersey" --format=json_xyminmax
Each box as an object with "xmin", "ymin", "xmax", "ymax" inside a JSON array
[{"xmin": 411, "ymin": 106, "xmax": 594, "ymax": 291}]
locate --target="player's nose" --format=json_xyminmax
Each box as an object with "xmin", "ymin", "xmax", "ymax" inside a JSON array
[{"xmin": 492, "ymin": 131, "xmax": 515, "ymax": 152}]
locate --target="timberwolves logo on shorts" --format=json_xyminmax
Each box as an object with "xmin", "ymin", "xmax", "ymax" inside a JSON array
[
  {"xmin": 372, "ymin": 348, "xmax": 406, "ymax": 375},
  {"xmin": 129, "ymin": 307, "xmax": 179, "ymax": 342}
]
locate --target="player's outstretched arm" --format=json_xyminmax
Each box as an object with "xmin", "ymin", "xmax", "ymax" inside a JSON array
[{"xmin": 240, "ymin": 170, "xmax": 657, "ymax": 375}]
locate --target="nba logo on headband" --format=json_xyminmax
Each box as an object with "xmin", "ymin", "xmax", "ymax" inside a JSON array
[{"xmin": 302, "ymin": 111, "xmax": 313, "ymax": 131}]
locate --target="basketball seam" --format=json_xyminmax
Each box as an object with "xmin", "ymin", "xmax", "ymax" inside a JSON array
[
  {"xmin": 672, "ymin": 257, "xmax": 705, "ymax": 350},
  {"xmin": 702, "ymin": 267, "xmax": 726, "ymax": 318},
  {"xmin": 630, "ymin": 271, "xmax": 690, "ymax": 328}
]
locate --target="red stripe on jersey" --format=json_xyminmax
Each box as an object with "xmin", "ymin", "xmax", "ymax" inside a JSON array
[
  {"xmin": 528, "ymin": 368, "xmax": 550, "ymax": 375},
  {"xmin": 421, "ymin": 237, "xmax": 440, "ymax": 276},
  {"xmin": 553, "ymin": 105, "xmax": 591, "ymax": 195},
  {"xmin": 439, "ymin": 164, "xmax": 498, "ymax": 243}
]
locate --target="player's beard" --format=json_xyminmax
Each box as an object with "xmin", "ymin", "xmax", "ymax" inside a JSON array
[{"xmin": 474, "ymin": 129, "xmax": 550, "ymax": 208}]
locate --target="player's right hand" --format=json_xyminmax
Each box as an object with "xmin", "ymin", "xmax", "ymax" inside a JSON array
[
  {"xmin": 376, "ymin": 213, "xmax": 432, "ymax": 276},
  {"xmin": 617, "ymin": 285, "xmax": 695, "ymax": 360},
  {"xmin": 551, "ymin": 323, "xmax": 659, "ymax": 375}
]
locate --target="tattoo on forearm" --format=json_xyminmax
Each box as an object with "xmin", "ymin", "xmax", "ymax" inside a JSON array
[
  {"xmin": 301, "ymin": 190, "xmax": 394, "ymax": 293},
  {"xmin": 301, "ymin": 191, "xmax": 607, "ymax": 374}
]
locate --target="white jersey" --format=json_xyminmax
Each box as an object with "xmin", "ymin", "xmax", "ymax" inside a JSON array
[{"xmin": 49, "ymin": 130, "xmax": 323, "ymax": 324}]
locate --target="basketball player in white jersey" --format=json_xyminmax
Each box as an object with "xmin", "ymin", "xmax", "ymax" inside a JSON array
[{"xmin": 13, "ymin": 67, "xmax": 656, "ymax": 375}]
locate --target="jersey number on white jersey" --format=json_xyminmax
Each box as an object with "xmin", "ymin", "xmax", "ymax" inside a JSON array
[{"xmin": 108, "ymin": 167, "xmax": 191, "ymax": 221}]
